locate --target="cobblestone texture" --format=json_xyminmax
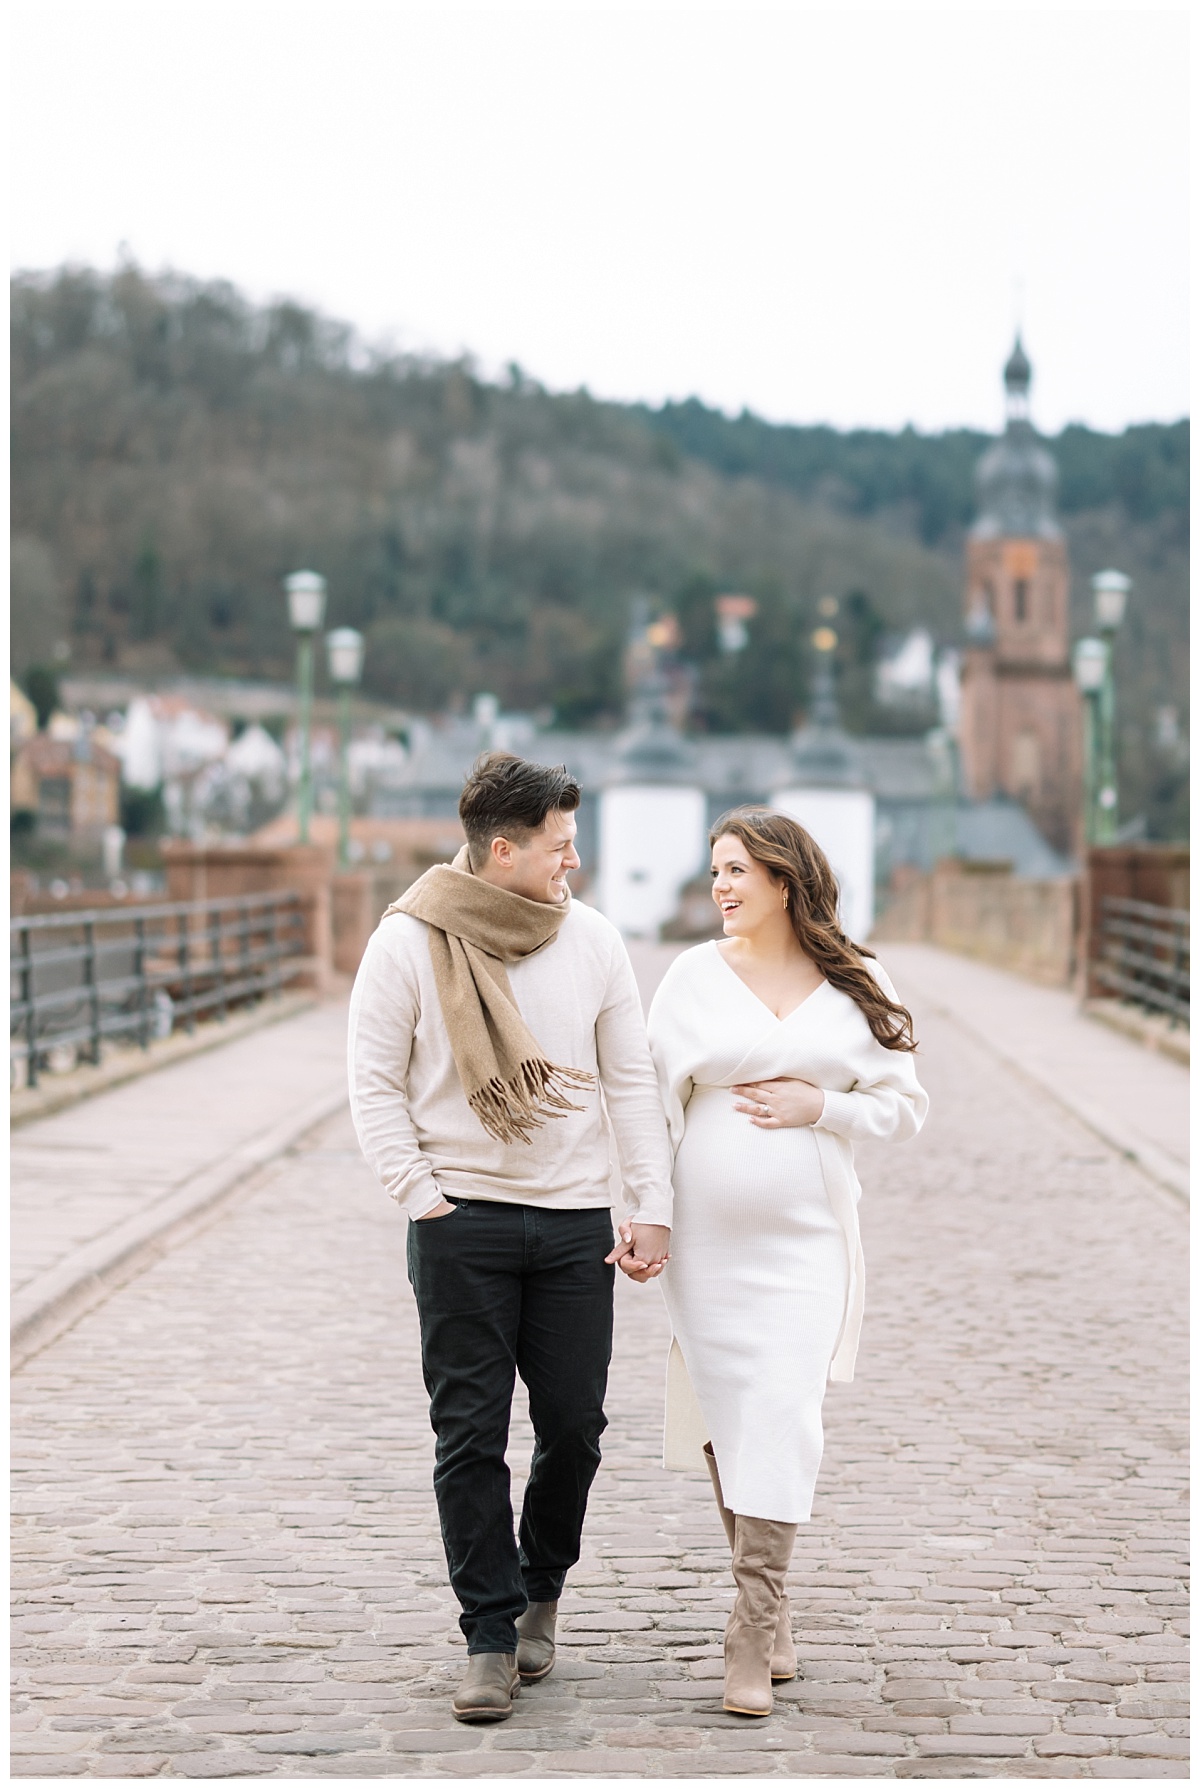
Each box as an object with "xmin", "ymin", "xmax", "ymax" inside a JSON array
[{"xmin": 11, "ymin": 977, "xmax": 1188, "ymax": 1778}]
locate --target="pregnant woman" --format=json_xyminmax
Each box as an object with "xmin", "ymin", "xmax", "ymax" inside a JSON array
[{"xmin": 644, "ymin": 807, "xmax": 928, "ymax": 1716}]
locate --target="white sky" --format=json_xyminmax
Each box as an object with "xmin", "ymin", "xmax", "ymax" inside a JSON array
[{"xmin": 10, "ymin": 2, "xmax": 1190, "ymax": 434}]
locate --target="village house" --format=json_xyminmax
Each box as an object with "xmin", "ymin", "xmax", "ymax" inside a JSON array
[{"xmin": 11, "ymin": 728, "xmax": 121, "ymax": 840}]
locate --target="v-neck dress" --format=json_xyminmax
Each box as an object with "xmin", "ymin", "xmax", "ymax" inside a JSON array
[{"xmin": 647, "ymin": 942, "xmax": 928, "ymax": 1523}]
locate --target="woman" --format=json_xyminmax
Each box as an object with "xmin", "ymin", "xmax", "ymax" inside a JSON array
[{"xmin": 645, "ymin": 808, "xmax": 928, "ymax": 1717}]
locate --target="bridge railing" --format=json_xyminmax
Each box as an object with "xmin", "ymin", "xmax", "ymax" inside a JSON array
[
  {"xmin": 1093, "ymin": 896, "xmax": 1189, "ymax": 1025},
  {"xmin": 10, "ymin": 890, "xmax": 308, "ymax": 1088}
]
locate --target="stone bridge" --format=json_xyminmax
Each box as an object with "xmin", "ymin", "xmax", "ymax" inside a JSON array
[{"xmin": 11, "ymin": 944, "xmax": 1188, "ymax": 1778}]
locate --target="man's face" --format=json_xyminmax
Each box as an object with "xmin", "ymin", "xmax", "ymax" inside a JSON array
[{"xmin": 484, "ymin": 810, "xmax": 580, "ymax": 904}]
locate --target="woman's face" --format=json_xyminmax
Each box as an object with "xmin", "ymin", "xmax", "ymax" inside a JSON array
[{"xmin": 710, "ymin": 833, "xmax": 787, "ymax": 938}]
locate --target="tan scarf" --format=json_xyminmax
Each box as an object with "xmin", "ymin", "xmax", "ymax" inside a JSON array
[{"xmin": 386, "ymin": 846, "xmax": 594, "ymax": 1145}]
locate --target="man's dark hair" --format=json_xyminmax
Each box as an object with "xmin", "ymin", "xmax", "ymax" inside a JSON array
[{"xmin": 458, "ymin": 752, "xmax": 582, "ymax": 868}]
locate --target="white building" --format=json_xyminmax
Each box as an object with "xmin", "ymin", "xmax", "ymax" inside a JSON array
[
  {"xmin": 596, "ymin": 663, "xmax": 707, "ymax": 938},
  {"xmin": 772, "ymin": 648, "xmax": 876, "ymax": 941}
]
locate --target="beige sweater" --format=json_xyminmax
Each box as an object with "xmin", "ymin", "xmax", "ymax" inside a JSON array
[{"xmin": 347, "ymin": 899, "xmax": 674, "ymax": 1225}]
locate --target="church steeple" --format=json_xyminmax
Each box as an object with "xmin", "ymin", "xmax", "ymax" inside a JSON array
[
  {"xmin": 956, "ymin": 335, "xmax": 1082, "ymax": 856},
  {"xmin": 613, "ymin": 599, "xmax": 694, "ymax": 781},
  {"xmin": 788, "ymin": 629, "xmax": 861, "ymax": 789},
  {"xmin": 1003, "ymin": 334, "xmax": 1032, "ymax": 422},
  {"xmin": 972, "ymin": 335, "xmax": 1060, "ymax": 542}
]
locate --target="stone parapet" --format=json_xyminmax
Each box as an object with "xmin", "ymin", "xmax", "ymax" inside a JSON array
[
  {"xmin": 876, "ymin": 858, "xmax": 1079, "ymax": 987},
  {"xmin": 161, "ymin": 840, "xmax": 334, "ymax": 988},
  {"xmin": 158, "ymin": 823, "xmax": 466, "ymax": 986}
]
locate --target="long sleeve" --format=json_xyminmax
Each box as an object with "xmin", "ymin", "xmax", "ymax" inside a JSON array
[
  {"xmin": 347, "ymin": 929, "xmax": 445, "ymax": 1219},
  {"xmin": 595, "ymin": 939, "xmax": 675, "ymax": 1227},
  {"xmin": 814, "ymin": 962, "xmax": 929, "ymax": 1146},
  {"xmin": 815, "ymin": 1072, "xmax": 927, "ymax": 1145}
]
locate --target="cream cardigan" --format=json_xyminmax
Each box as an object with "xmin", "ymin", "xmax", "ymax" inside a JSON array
[
  {"xmin": 648, "ymin": 943, "xmax": 929, "ymax": 1385},
  {"xmin": 348, "ymin": 899, "xmax": 674, "ymax": 1225}
]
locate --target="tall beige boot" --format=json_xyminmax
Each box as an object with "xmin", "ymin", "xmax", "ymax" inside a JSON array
[
  {"xmin": 722, "ymin": 1515, "xmax": 797, "ymax": 1717},
  {"xmin": 704, "ymin": 1444, "xmax": 796, "ymax": 1683}
]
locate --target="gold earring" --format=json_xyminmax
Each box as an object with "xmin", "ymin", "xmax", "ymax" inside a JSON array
[{"xmin": 782, "ymin": 890, "xmax": 789, "ymax": 908}]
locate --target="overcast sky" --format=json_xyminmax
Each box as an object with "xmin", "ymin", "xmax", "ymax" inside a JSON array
[{"xmin": 10, "ymin": 2, "xmax": 1189, "ymax": 435}]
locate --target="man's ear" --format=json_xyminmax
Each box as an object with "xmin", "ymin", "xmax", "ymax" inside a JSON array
[{"xmin": 490, "ymin": 835, "xmax": 514, "ymax": 870}]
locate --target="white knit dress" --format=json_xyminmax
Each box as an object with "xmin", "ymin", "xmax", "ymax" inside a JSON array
[{"xmin": 647, "ymin": 943, "xmax": 928, "ymax": 1523}]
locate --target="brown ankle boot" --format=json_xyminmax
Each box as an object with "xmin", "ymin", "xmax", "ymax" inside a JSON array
[
  {"xmin": 704, "ymin": 1444, "xmax": 796, "ymax": 1684},
  {"xmin": 515, "ymin": 1600, "xmax": 558, "ymax": 1682},
  {"xmin": 452, "ymin": 1651, "xmax": 520, "ymax": 1722},
  {"xmin": 723, "ymin": 1515, "xmax": 797, "ymax": 1716}
]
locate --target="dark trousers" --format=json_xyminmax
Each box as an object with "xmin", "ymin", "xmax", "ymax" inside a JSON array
[{"xmin": 406, "ymin": 1198, "xmax": 615, "ymax": 1654}]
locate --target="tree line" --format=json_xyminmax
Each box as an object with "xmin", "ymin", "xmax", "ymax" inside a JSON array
[{"xmin": 640, "ymin": 399, "xmax": 1188, "ymax": 545}]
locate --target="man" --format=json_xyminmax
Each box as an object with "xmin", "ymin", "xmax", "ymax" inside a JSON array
[{"xmin": 348, "ymin": 752, "xmax": 673, "ymax": 1722}]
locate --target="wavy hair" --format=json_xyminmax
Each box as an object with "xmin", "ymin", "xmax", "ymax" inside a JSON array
[{"xmin": 709, "ymin": 806, "xmax": 917, "ymax": 1052}]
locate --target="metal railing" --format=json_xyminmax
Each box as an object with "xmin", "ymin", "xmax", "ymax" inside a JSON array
[
  {"xmin": 1094, "ymin": 896, "xmax": 1189, "ymax": 1025},
  {"xmin": 11, "ymin": 890, "xmax": 309, "ymax": 1088}
]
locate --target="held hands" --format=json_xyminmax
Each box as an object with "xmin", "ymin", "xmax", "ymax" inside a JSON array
[
  {"xmin": 605, "ymin": 1222, "xmax": 671, "ymax": 1284},
  {"xmin": 731, "ymin": 1077, "xmax": 825, "ymax": 1129}
]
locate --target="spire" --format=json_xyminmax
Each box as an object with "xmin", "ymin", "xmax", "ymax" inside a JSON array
[
  {"xmin": 789, "ymin": 627, "xmax": 861, "ymax": 788},
  {"xmin": 970, "ymin": 333, "xmax": 1060, "ymax": 542},
  {"xmin": 808, "ymin": 640, "xmax": 841, "ymax": 731},
  {"xmin": 1003, "ymin": 334, "xmax": 1031, "ymax": 423},
  {"xmin": 1004, "ymin": 333, "xmax": 1031, "ymax": 392},
  {"xmin": 611, "ymin": 599, "xmax": 694, "ymax": 782}
]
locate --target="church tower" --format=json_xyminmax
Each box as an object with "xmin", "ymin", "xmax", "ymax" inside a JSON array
[{"xmin": 958, "ymin": 338, "xmax": 1082, "ymax": 855}]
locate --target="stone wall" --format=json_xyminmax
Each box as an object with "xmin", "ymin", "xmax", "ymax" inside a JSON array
[
  {"xmin": 330, "ymin": 868, "xmax": 422, "ymax": 975},
  {"xmin": 875, "ymin": 859, "xmax": 1079, "ymax": 987},
  {"xmin": 161, "ymin": 842, "xmax": 335, "ymax": 989},
  {"xmin": 161, "ymin": 819, "xmax": 468, "ymax": 983}
]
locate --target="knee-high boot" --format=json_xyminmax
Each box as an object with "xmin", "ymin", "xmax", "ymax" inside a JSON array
[
  {"xmin": 723, "ymin": 1514, "xmax": 797, "ymax": 1716},
  {"xmin": 703, "ymin": 1444, "xmax": 797, "ymax": 1683}
]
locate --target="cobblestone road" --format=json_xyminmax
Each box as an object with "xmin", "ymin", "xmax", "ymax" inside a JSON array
[{"xmin": 11, "ymin": 977, "xmax": 1188, "ymax": 1778}]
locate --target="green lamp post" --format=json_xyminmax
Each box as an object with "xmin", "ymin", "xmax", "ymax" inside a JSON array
[
  {"xmin": 284, "ymin": 571, "xmax": 327, "ymax": 844},
  {"xmin": 1090, "ymin": 569, "xmax": 1132, "ymax": 845},
  {"xmin": 1072, "ymin": 635, "xmax": 1107, "ymax": 846},
  {"xmin": 326, "ymin": 627, "xmax": 365, "ymax": 870}
]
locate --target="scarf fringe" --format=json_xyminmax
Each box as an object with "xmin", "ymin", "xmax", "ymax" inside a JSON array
[{"xmin": 468, "ymin": 1056, "xmax": 596, "ymax": 1147}]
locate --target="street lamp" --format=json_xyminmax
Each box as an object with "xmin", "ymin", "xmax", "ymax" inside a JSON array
[
  {"xmin": 284, "ymin": 571, "xmax": 327, "ymax": 844},
  {"xmin": 1090, "ymin": 569, "xmax": 1132, "ymax": 844},
  {"xmin": 326, "ymin": 627, "xmax": 365, "ymax": 871},
  {"xmin": 1073, "ymin": 636, "xmax": 1107, "ymax": 846},
  {"xmin": 1092, "ymin": 569, "xmax": 1131, "ymax": 632}
]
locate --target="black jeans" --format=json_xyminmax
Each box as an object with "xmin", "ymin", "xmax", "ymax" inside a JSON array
[{"xmin": 406, "ymin": 1198, "xmax": 615, "ymax": 1654}]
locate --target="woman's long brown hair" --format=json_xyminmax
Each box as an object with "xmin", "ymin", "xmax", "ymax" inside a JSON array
[{"xmin": 710, "ymin": 806, "xmax": 917, "ymax": 1052}]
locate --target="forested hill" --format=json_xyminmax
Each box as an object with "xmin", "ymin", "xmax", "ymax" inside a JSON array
[{"xmin": 10, "ymin": 265, "xmax": 1189, "ymax": 833}]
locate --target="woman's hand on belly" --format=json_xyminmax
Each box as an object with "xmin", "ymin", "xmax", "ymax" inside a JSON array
[{"xmin": 731, "ymin": 1077, "xmax": 825, "ymax": 1129}]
